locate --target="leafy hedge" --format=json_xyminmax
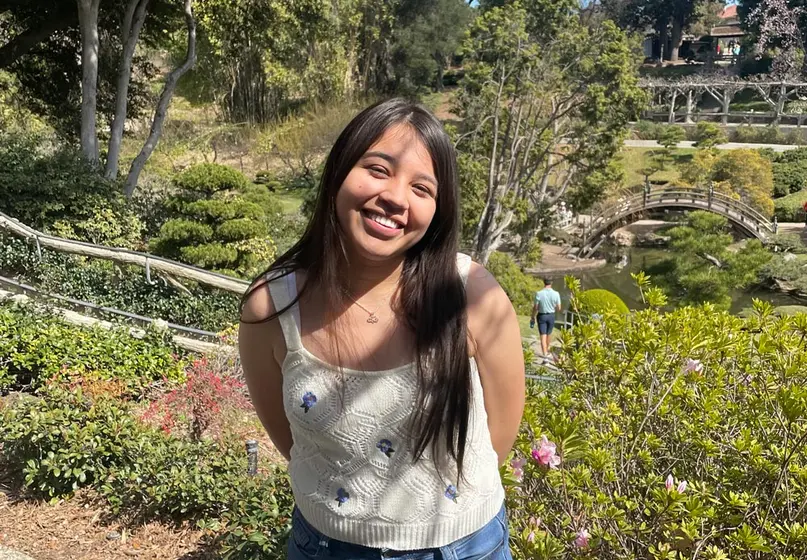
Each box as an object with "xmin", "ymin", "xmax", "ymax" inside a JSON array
[
  {"xmin": 0, "ymin": 300, "xmax": 186, "ymax": 393},
  {"xmin": 773, "ymin": 189, "xmax": 807, "ymax": 222},
  {"xmin": 0, "ymin": 387, "xmax": 294, "ymax": 558},
  {"xmin": 507, "ymin": 293, "xmax": 807, "ymax": 559},
  {"xmin": 0, "ymin": 233, "xmax": 239, "ymax": 333},
  {"xmin": 487, "ymin": 252, "xmax": 543, "ymax": 316}
]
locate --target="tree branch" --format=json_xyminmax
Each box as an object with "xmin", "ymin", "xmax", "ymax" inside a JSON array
[{"xmin": 124, "ymin": 0, "xmax": 196, "ymax": 197}]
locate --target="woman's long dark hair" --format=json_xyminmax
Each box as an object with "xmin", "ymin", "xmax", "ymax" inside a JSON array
[{"xmin": 240, "ymin": 98, "xmax": 472, "ymax": 479}]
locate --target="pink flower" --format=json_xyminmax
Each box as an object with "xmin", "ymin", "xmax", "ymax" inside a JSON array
[
  {"xmin": 677, "ymin": 480, "xmax": 688, "ymax": 493},
  {"xmin": 527, "ymin": 531, "xmax": 536, "ymax": 543},
  {"xmin": 682, "ymin": 358, "xmax": 703, "ymax": 374},
  {"xmin": 665, "ymin": 474, "xmax": 674, "ymax": 491},
  {"xmin": 513, "ymin": 468, "xmax": 524, "ymax": 482},
  {"xmin": 531, "ymin": 436, "xmax": 561, "ymax": 468},
  {"xmin": 511, "ymin": 457, "xmax": 527, "ymax": 470},
  {"xmin": 574, "ymin": 528, "xmax": 590, "ymax": 549}
]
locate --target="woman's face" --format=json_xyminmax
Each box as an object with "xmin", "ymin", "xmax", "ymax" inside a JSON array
[{"xmin": 335, "ymin": 123, "xmax": 438, "ymax": 263}]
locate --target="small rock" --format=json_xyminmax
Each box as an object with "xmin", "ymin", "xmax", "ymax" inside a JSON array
[
  {"xmin": 783, "ymin": 253, "xmax": 797, "ymax": 262},
  {"xmin": 106, "ymin": 531, "xmax": 121, "ymax": 541}
]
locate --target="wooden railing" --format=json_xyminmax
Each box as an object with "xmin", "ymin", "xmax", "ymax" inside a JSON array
[
  {"xmin": 578, "ymin": 186, "xmax": 776, "ymax": 257},
  {"xmin": 0, "ymin": 211, "xmax": 250, "ymax": 294}
]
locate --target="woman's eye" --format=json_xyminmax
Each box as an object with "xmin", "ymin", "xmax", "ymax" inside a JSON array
[
  {"xmin": 368, "ymin": 166, "xmax": 388, "ymax": 177},
  {"xmin": 414, "ymin": 184, "xmax": 433, "ymax": 197}
]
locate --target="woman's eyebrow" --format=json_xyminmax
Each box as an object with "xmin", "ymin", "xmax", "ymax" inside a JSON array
[{"xmin": 363, "ymin": 151, "xmax": 437, "ymax": 186}]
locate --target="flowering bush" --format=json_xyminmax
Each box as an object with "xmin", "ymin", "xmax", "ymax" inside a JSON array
[
  {"xmin": 506, "ymin": 280, "xmax": 807, "ymax": 559},
  {"xmin": 141, "ymin": 357, "xmax": 252, "ymax": 441}
]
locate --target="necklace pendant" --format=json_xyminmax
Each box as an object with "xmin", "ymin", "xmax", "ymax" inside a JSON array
[{"xmin": 367, "ymin": 314, "xmax": 379, "ymax": 324}]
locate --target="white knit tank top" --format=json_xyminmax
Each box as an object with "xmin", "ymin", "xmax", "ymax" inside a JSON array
[{"xmin": 267, "ymin": 253, "xmax": 504, "ymax": 550}]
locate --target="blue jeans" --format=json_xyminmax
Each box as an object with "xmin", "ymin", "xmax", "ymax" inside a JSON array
[{"xmin": 288, "ymin": 504, "xmax": 513, "ymax": 560}]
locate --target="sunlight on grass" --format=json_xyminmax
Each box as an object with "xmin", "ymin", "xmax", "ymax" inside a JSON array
[
  {"xmin": 620, "ymin": 147, "xmax": 696, "ymax": 188},
  {"xmin": 274, "ymin": 191, "xmax": 305, "ymax": 214}
]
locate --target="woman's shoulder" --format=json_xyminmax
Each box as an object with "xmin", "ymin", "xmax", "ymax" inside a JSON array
[
  {"xmin": 462, "ymin": 256, "xmax": 513, "ymax": 317},
  {"xmin": 240, "ymin": 267, "xmax": 299, "ymax": 323}
]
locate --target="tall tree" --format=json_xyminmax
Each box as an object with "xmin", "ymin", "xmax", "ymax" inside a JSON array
[
  {"xmin": 741, "ymin": 0, "xmax": 807, "ymax": 77},
  {"xmin": 76, "ymin": 0, "xmax": 101, "ymax": 164},
  {"xmin": 455, "ymin": 3, "xmax": 645, "ymax": 264}
]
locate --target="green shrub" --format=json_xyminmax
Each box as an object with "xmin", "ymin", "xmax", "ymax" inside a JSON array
[
  {"xmin": 731, "ymin": 125, "xmax": 793, "ymax": 145},
  {"xmin": 632, "ymin": 121, "xmax": 664, "ymax": 140},
  {"xmin": 0, "ymin": 132, "xmax": 143, "ymax": 247},
  {"xmin": 773, "ymin": 305, "xmax": 807, "ymax": 316},
  {"xmin": 692, "ymin": 122, "xmax": 727, "ymax": 148},
  {"xmin": 773, "ymin": 189, "xmax": 807, "ymax": 222},
  {"xmin": 487, "ymin": 252, "xmax": 543, "ymax": 316},
  {"xmin": 575, "ymin": 288, "xmax": 629, "ymax": 316},
  {"xmin": 507, "ymin": 298, "xmax": 807, "ymax": 559},
  {"xmin": 150, "ymin": 164, "xmax": 281, "ymax": 276},
  {"xmin": 174, "ymin": 163, "xmax": 250, "ymax": 196},
  {"xmin": 0, "ymin": 300, "xmax": 186, "ymax": 393},
  {"xmin": 772, "ymin": 148, "xmax": 807, "ymax": 197}
]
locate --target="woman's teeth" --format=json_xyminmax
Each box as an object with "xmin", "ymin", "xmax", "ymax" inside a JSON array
[{"xmin": 368, "ymin": 212, "xmax": 401, "ymax": 229}]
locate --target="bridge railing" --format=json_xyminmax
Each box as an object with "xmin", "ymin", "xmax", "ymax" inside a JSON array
[{"xmin": 580, "ymin": 186, "xmax": 775, "ymax": 250}]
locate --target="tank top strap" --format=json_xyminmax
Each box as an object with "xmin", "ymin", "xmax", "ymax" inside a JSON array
[
  {"xmin": 266, "ymin": 270, "xmax": 303, "ymax": 352},
  {"xmin": 456, "ymin": 252, "xmax": 473, "ymax": 287}
]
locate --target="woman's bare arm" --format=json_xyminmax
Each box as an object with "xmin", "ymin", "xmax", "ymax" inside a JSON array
[
  {"xmin": 465, "ymin": 261, "xmax": 526, "ymax": 465},
  {"xmin": 238, "ymin": 282, "xmax": 294, "ymax": 461}
]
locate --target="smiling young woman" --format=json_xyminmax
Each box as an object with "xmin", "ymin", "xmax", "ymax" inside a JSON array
[{"xmin": 238, "ymin": 98, "xmax": 525, "ymax": 560}]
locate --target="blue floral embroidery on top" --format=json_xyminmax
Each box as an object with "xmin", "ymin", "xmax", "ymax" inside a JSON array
[
  {"xmin": 335, "ymin": 488, "xmax": 350, "ymax": 507},
  {"xmin": 445, "ymin": 484, "xmax": 458, "ymax": 503},
  {"xmin": 300, "ymin": 391, "xmax": 317, "ymax": 413},
  {"xmin": 376, "ymin": 439, "xmax": 395, "ymax": 458}
]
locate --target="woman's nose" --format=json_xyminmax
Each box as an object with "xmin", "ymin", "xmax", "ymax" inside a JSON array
[{"xmin": 377, "ymin": 178, "xmax": 408, "ymax": 210}]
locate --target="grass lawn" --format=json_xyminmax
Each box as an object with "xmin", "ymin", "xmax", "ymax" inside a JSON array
[
  {"xmin": 620, "ymin": 147, "xmax": 696, "ymax": 188},
  {"xmin": 274, "ymin": 190, "xmax": 306, "ymax": 213}
]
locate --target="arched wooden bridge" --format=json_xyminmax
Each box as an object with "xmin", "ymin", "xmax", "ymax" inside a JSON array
[{"xmin": 577, "ymin": 186, "xmax": 777, "ymax": 257}]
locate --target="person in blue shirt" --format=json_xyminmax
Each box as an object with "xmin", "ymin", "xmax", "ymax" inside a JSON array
[{"xmin": 530, "ymin": 278, "xmax": 562, "ymax": 360}]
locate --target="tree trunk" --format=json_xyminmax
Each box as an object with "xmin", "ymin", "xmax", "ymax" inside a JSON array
[
  {"xmin": 656, "ymin": 18, "xmax": 668, "ymax": 62},
  {"xmin": 77, "ymin": 0, "xmax": 101, "ymax": 165},
  {"xmin": 124, "ymin": 0, "xmax": 196, "ymax": 198},
  {"xmin": 669, "ymin": 17, "xmax": 683, "ymax": 63},
  {"xmin": 105, "ymin": 0, "xmax": 151, "ymax": 180}
]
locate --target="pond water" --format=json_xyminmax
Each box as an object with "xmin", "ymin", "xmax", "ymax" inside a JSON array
[{"xmin": 543, "ymin": 247, "xmax": 804, "ymax": 314}]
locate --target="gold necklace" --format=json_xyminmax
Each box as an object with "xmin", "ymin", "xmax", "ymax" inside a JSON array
[{"xmin": 343, "ymin": 288, "xmax": 396, "ymax": 324}]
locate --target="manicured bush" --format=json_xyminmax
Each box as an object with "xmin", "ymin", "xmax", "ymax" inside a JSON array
[
  {"xmin": 487, "ymin": 252, "xmax": 543, "ymax": 316},
  {"xmin": 691, "ymin": 122, "xmax": 726, "ymax": 149},
  {"xmin": 632, "ymin": 120, "xmax": 664, "ymax": 140},
  {"xmin": 575, "ymin": 288, "xmax": 629, "ymax": 316},
  {"xmin": 507, "ymin": 295, "xmax": 807, "ymax": 559},
  {"xmin": 150, "ymin": 164, "xmax": 282, "ymax": 276},
  {"xmin": 773, "ymin": 189, "xmax": 807, "ymax": 222},
  {"xmin": 0, "ymin": 300, "xmax": 186, "ymax": 393}
]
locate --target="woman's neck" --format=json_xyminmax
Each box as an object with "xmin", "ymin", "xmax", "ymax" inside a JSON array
[{"xmin": 344, "ymin": 255, "xmax": 404, "ymax": 296}]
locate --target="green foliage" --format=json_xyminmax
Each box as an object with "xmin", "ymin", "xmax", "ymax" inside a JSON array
[
  {"xmin": 682, "ymin": 148, "xmax": 774, "ymax": 215},
  {"xmin": 732, "ymin": 125, "xmax": 805, "ymax": 145},
  {"xmin": 632, "ymin": 120, "xmax": 666, "ymax": 140},
  {"xmin": 657, "ymin": 126, "xmax": 686, "ymax": 150},
  {"xmin": 0, "ymin": 132, "xmax": 143, "ymax": 247},
  {"xmin": 773, "ymin": 189, "xmax": 807, "ymax": 222},
  {"xmin": 576, "ymin": 289, "xmax": 629, "ymax": 316},
  {"xmin": 771, "ymin": 147, "xmax": 807, "ymax": 197},
  {"xmin": 455, "ymin": 5, "xmax": 646, "ymax": 259},
  {"xmin": 487, "ymin": 252, "xmax": 543, "ymax": 316},
  {"xmin": 0, "ymin": 233, "xmax": 240, "ymax": 333},
  {"xmin": 0, "ymin": 300, "xmax": 186, "ymax": 394},
  {"xmin": 173, "ymin": 163, "xmax": 250, "ymax": 195},
  {"xmin": 761, "ymin": 253, "xmax": 807, "ymax": 294},
  {"xmin": 456, "ymin": 150, "xmax": 488, "ymax": 244},
  {"xmin": 508, "ymin": 298, "xmax": 807, "ymax": 559},
  {"xmin": 647, "ymin": 211, "xmax": 773, "ymax": 309},
  {"xmin": 692, "ymin": 122, "xmax": 727, "ymax": 149},
  {"xmin": 773, "ymin": 305, "xmax": 807, "ymax": 316},
  {"xmin": 150, "ymin": 164, "xmax": 280, "ymax": 276}
]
